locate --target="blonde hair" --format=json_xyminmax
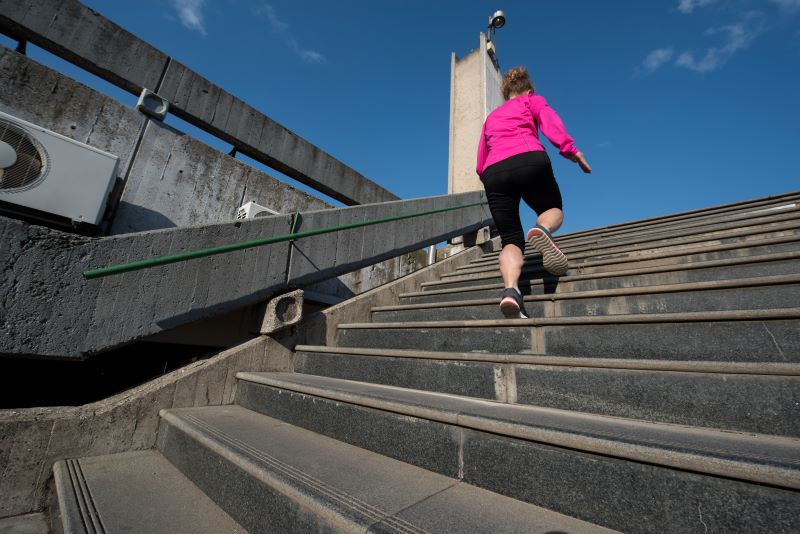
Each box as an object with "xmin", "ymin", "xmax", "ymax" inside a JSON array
[{"xmin": 502, "ymin": 66, "xmax": 535, "ymax": 100}]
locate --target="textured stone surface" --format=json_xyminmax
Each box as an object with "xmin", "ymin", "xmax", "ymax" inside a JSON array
[
  {"xmin": 462, "ymin": 428, "xmax": 800, "ymax": 534},
  {"xmin": 294, "ymin": 350, "xmax": 499, "ymax": 400},
  {"xmin": 54, "ymin": 451, "xmax": 245, "ymax": 533},
  {"xmin": 236, "ymin": 380, "xmax": 462, "ymax": 477},
  {"xmin": 337, "ymin": 325, "xmax": 534, "ymax": 354},
  {"xmin": 514, "ymin": 365, "xmax": 800, "ymax": 436}
]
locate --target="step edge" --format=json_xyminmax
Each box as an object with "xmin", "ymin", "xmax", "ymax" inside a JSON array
[
  {"xmin": 235, "ymin": 373, "xmax": 800, "ymax": 490},
  {"xmin": 292, "ymin": 345, "xmax": 800, "ymax": 376}
]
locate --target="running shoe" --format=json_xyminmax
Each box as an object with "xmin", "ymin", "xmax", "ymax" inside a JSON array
[
  {"xmin": 499, "ymin": 288, "xmax": 529, "ymax": 319},
  {"xmin": 527, "ymin": 224, "xmax": 568, "ymax": 276}
]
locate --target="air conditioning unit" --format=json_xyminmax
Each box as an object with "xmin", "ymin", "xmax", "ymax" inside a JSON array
[
  {"xmin": 236, "ymin": 201, "xmax": 279, "ymax": 220},
  {"xmin": 0, "ymin": 110, "xmax": 119, "ymax": 226}
]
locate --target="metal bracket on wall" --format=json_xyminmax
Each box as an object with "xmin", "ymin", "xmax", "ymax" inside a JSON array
[
  {"xmin": 135, "ymin": 88, "xmax": 170, "ymax": 121},
  {"xmin": 15, "ymin": 39, "xmax": 27, "ymax": 55}
]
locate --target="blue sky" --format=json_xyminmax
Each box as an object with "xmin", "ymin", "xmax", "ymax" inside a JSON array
[{"xmin": 5, "ymin": 1, "xmax": 799, "ymax": 234}]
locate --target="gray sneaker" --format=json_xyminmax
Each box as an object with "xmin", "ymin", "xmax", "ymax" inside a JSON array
[
  {"xmin": 499, "ymin": 288, "xmax": 529, "ymax": 319},
  {"xmin": 527, "ymin": 224, "xmax": 568, "ymax": 276}
]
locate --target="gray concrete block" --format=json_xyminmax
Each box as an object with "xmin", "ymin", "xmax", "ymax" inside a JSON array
[
  {"xmin": 236, "ymin": 380, "xmax": 461, "ymax": 477},
  {"xmin": 171, "ymin": 367, "xmax": 201, "ymax": 409},
  {"xmin": 0, "ymin": 0, "xmax": 168, "ymax": 94},
  {"xmin": 462, "ymin": 428, "xmax": 800, "ymax": 533},
  {"xmin": 294, "ymin": 350, "xmax": 498, "ymax": 400},
  {"xmin": 192, "ymin": 364, "xmax": 229, "ymax": 407},
  {"xmin": 0, "ymin": 418, "xmax": 54, "ymax": 517},
  {"xmin": 0, "ymin": 512, "xmax": 49, "ymax": 534},
  {"xmin": 514, "ymin": 365, "xmax": 800, "ymax": 436},
  {"xmin": 129, "ymin": 381, "xmax": 178, "ymax": 450},
  {"xmin": 288, "ymin": 209, "xmax": 342, "ymax": 286},
  {"xmin": 543, "ymin": 320, "xmax": 800, "ymax": 361},
  {"xmin": 337, "ymin": 325, "xmax": 534, "ymax": 354}
]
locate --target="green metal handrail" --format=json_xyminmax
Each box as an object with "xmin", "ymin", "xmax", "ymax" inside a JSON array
[{"xmin": 83, "ymin": 200, "xmax": 489, "ymax": 279}]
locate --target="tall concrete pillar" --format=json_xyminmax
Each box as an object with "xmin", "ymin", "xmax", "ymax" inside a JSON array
[{"xmin": 448, "ymin": 33, "xmax": 504, "ymax": 194}]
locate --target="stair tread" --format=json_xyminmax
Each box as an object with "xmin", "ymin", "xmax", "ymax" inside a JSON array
[
  {"xmin": 53, "ymin": 451, "xmax": 245, "ymax": 534},
  {"xmin": 339, "ymin": 307, "xmax": 800, "ymax": 329},
  {"xmin": 294, "ymin": 344, "xmax": 800, "ymax": 375},
  {"xmin": 416, "ymin": 250, "xmax": 800, "ymax": 293},
  {"xmin": 375, "ymin": 274, "xmax": 800, "ymax": 311},
  {"xmin": 162, "ymin": 405, "xmax": 616, "ymax": 533},
  {"xmin": 237, "ymin": 372, "xmax": 800, "ymax": 489}
]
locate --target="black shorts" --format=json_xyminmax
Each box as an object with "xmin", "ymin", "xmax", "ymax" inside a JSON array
[{"xmin": 481, "ymin": 151, "xmax": 563, "ymax": 250}]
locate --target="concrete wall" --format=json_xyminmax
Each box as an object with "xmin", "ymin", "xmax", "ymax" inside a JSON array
[
  {"xmin": 0, "ymin": 0, "xmax": 397, "ymax": 207},
  {"xmin": 448, "ymin": 33, "xmax": 503, "ymax": 195},
  {"xmin": 0, "ymin": 191, "xmax": 492, "ymax": 359}
]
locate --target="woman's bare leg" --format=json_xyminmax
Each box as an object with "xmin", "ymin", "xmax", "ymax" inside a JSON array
[
  {"xmin": 499, "ymin": 244, "xmax": 524, "ymax": 291},
  {"xmin": 536, "ymin": 208, "xmax": 563, "ymax": 233}
]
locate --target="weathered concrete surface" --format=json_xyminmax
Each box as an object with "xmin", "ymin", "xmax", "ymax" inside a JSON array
[
  {"xmin": 0, "ymin": 0, "xmax": 398, "ymax": 206},
  {"xmin": 0, "ymin": 0, "xmax": 168, "ymax": 95},
  {"xmin": 0, "ymin": 336, "xmax": 290, "ymax": 519},
  {"xmin": 0, "ymin": 45, "xmax": 144, "ymax": 181},
  {"xmin": 252, "ymin": 289, "xmax": 304, "ymax": 334},
  {"xmin": 111, "ymin": 119, "xmax": 329, "ymax": 233},
  {"xmin": 0, "ymin": 191, "xmax": 491, "ymax": 358},
  {"xmin": 0, "ymin": 512, "xmax": 48, "ymax": 534}
]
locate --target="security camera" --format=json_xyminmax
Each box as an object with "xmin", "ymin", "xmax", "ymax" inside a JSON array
[{"xmin": 489, "ymin": 10, "xmax": 505, "ymax": 29}]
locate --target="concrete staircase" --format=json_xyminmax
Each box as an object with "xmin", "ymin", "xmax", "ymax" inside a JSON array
[{"xmin": 53, "ymin": 192, "xmax": 800, "ymax": 533}]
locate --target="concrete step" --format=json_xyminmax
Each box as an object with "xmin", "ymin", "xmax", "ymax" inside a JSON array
[
  {"xmin": 556, "ymin": 210, "xmax": 800, "ymax": 255},
  {"xmin": 456, "ymin": 231, "xmax": 800, "ymax": 282},
  {"xmin": 157, "ymin": 405, "xmax": 613, "ymax": 533},
  {"xmin": 53, "ymin": 450, "xmax": 245, "ymax": 534},
  {"xmin": 403, "ymin": 251, "xmax": 800, "ymax": 304},
  {"xmin": 375, "ymin": 275, "xmax": 800, "ymax": 322},
  {"xmin": 236, "ymin": 372, "xmax": 800, "ymax": 534},
  {"xmin": 558, "ymin": 202, "xmax": 800, "ymax": 249},
  {"xmin": 293, "ymin": 345, "xmax": 800, "ymax": 437},
  {"xmin": 335, "ymin": 309, "xmax": 800, "ymax": 362},
  {"xmin": 425, "ymin": 237, "xmax": 800, "ymax": 292},
  {"xmin": 553, "ymin": 192, "xmax": 800, "ymax": 244},
  {"xmin": 476, "ymin": 209, "xmax": 800, "ymax": 265}
]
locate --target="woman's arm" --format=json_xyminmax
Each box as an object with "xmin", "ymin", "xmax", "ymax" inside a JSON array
[
  {"xmin": 529, "ymin": 95, "xmax": 590, "ymax": 173},
  {"xmin": 476, "ymin": 122, "xmax": 489, "ymax": 176}
]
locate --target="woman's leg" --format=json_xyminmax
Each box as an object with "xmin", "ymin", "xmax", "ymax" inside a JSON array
[
  {"xmin": 537, "ymin": 207, "xmax": 563, "ymax": 233},
  {"xmin": 499, "ymin": 243, "xmax": 523, "ymax": 291}
]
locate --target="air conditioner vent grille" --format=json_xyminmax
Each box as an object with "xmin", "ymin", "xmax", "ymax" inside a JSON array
[{"xmin": 0, "ymin": 119, "xmax": 49, "ymax": 192}]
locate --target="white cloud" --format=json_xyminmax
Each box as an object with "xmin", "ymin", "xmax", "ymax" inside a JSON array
[
  {"xmin": 255, "ymin": 3, "xmax": 326, "ymax": 64},
  {"xmin": 675, "ymin": 12, "xmax": 765, "ymax": 72},
  {"xmin": 642, "ymin": 48, "xmax": 675, "ymax": 72},
  {"xmin": 677, "ymin": 0, "xmax": 719, "ymax": 14},
  {"xmin": 171, "ymin": 0, "xmax": 207, "ymax": 36},
  {"xmin": 769, "ymin": 0, "xmax": 800, "ymax": 11}
]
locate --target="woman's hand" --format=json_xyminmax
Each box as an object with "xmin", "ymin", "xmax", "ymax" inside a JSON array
[{"xmin": 570, "ymin": 152, "xmax": 592, "ymax": 173}]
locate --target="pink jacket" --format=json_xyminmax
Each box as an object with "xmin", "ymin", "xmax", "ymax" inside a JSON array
[{"xmin": 476, "ymin": 93, "xmax": 579, "ymax": 177}]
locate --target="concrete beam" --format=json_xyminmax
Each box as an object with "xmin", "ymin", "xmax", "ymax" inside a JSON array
[{"xmin": 0, "ymin": 0, "xmax": 168, "ymax": 95}]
